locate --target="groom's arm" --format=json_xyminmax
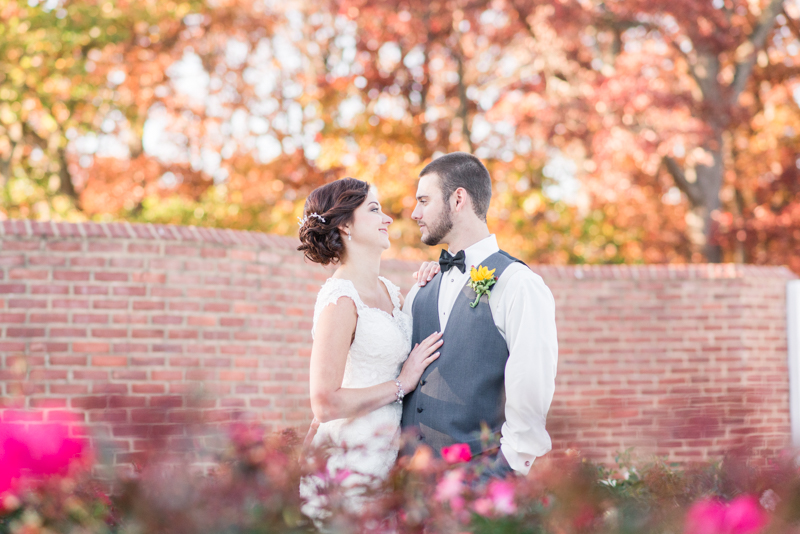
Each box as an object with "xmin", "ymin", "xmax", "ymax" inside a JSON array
[
  {"xmin": 402, "ymin": 283, "xmax": 421, "ymax": 317},
  {"xmin": 493, "ymin": 267, "xmax": 558, "ymax": 475}
]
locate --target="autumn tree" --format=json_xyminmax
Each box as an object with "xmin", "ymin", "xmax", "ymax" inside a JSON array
[
  {"xmin": 3, "ymin": 0, "xmax": 799, "ymax": 270},
  {"xmin": 497, "ymin": 0, "xmax": 800, "ymax": 263}
]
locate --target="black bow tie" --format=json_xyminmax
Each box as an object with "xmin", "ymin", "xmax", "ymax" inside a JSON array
[{"xmin": 438, "ymin": 249, "xmax": 466, "ymax": 274}]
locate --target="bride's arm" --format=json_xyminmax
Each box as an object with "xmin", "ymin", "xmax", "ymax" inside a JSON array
[{"xmin": 310, "ymin": 296, "xmax": 442, "ymax": 423}]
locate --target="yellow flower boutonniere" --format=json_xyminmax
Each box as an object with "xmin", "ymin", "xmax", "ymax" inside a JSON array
[{"xmin": 468, "ymin": 265, "xmax": 498, "ymax": 308}]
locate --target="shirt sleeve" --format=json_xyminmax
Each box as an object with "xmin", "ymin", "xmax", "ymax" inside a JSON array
[
  {"xmin": 494, "ymin": 266, "xmax": 558, "ymax": 475},
  {"xmin": 402, "ymin": 283, "xmax": 420, "ymax": 318}
]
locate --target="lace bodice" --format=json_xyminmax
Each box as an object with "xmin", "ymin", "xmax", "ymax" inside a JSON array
[
  {"xmin": 312, "ymin": 276, "xmax": 412, "ymax": 388},
  {"xmin": 301, "ymin": 276, "xmax": 412, "ymax": 521}
]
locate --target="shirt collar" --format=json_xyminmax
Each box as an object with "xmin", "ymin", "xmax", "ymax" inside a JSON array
[{"xmin": 449, "ymin": 235, "xmax": 499, "ymax": 273}]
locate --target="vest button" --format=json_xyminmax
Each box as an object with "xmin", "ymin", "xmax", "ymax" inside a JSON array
[
  {"xmin": 417, "ymin": 407, "xmax": 423, "ymax": 413},
  {"xmin": 419, "ymin": 434, "xmax": 425, "ymax": 441},
  {"xmin": 420, "ymin": 379, "xmax": 426, "ymax": 386}
]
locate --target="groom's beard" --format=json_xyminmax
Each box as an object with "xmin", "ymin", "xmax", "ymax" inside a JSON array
[{"xmin": 421, "ymin": 204, "xmax": 453, "ymax": 246}]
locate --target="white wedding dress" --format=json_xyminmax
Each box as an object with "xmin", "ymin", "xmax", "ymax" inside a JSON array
[{"xmin": 300, "ymin": 276, "xmax": 412, "ymax": 522}]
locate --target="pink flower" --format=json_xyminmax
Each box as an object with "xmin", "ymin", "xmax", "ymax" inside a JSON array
[
  {"xmin": 333, "ymin": 469, "xmax": 352, "ymax": 484},
  {"xmin": 487, "ymin": 480, "xmax": 517, "ymax": 515},
  {"xmin": 472, "ymin": 497, "xmax": 493, "ymax": 516},
  {"xmin": 685, "ymin": 500, "xmax": 726, "ymax": 534},
  {"xmin": 0, "ymin": 421, "xmax": 86, "ymax": 490},
  {"xmin": 685, "ymin": 497, "xmax": 769, "ymax": 534},
  {"xmin": 22, "ymin": 424, "xmax": 85, "ymax": 476},
  {"xmin": 723, "ymin": 496, "xmax": 769, "ymax": 534},
  {"xmin": 441, "ymin": 443, "xmax": 472, "ymax": 464},
  {"xmin": 435, "ymin": 469, "xmax": 465, "ymax": 511}
]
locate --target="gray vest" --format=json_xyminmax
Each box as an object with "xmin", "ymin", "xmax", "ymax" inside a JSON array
[{"xmin": 401, "ymin": 251, "xmax": 523, "ymax": 457}]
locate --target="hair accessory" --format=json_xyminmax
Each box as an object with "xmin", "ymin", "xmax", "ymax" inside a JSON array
[{"xmin": 297, "ymin": 213, "xmax": 327, "ymax": 227}]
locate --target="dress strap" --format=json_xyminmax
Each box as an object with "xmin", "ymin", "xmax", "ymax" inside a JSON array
[
  {"xmin": 378, "ymin": 276, "xmax": 402, "ymax": 311},
  {"xmin": 312, "ymin": 279, "xmax": 365, "ymax": 338},
  {"xmin": 316, "ymin": 278, "xmax": 366, "ymax": 312}
]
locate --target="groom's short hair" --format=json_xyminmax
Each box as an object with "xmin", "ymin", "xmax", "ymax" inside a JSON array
[{"xmin": 419, "ymin": 152, "xmax": 491, "ymax": 221}]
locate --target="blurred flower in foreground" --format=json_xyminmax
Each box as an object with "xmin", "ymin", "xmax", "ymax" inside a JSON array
[
  {"xmin": 685, "ymin": 496, "xmax": 768, "ymax": 534},
  {"xmin": 441, "ymin": 443, "xmax": 471, "ymax": 464},
  {"xmin": 472, "ymin": 479, "xmax": 517, "ymax": 517},
  {"xmin": 0, "ymin": 420, "xmax": 87, "ymax": 495},
  {"xmin": 435, "ymin": 468, "xmax": 465, "ymax": 511}
]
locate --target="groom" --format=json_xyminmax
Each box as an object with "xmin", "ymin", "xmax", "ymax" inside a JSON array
[{"xmin": 401, "ymin": 152, "xmax": 558, "ymax": 478}]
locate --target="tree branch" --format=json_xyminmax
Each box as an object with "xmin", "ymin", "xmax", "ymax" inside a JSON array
[
  {"xmin": 662, "ymin": 155, "xmax": 704, "ymax": 207},
  {"xmin": 782, "ymin": 6, "xmax": 800, "ymax": 41},
  {"xmin": 455, "ymin": 51, "xmax": 474, "ymax": 153},
  {"xmin": 730, "ymin": 0, "xmax": 784, "ymax": 102}
]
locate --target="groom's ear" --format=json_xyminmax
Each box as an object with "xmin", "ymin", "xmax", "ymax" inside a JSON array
[{"xmin": 452, "ymin": 187, "xmax": 470, "ymax": 213}]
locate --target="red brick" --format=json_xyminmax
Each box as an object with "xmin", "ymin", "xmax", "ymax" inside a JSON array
[
  {"xmin": 30, "ymin": 398, "xmax": 68, "ymax": 408},
  {"xmin": 92, "ymin": 328, "xmax": 128, "ymax": 338},
  {"xmin": 188, "ymin": 316, "xmax": 216, "ymax": 326},
  {"xmin": 30, "ymin": 313, "xmax": 69, "ymax": 323},
  {"xmin": 73, "ymin": 314, "xmax": 109, "ymax": 324},
  {"xmin": 73, "ymin": 285, "xmax": 109, "ymax": 295},
  {"xmin": 132, "ymin": 272, "xmax": 166, "ymax": 283},
  {"xmin": 93, "ymin": 300, "xmax": 128, "ymax": 309},
  {"xmin": 0, "ymin": 284, "xmax": 26, "ymax": 293},
  {"xmin": 50, "ymin": 355, "xmax": 87, "ymax": 366},
  {"xmin": 46, "ymin": 410, "xmax": 86, "ymax": 422},
  {"xmin": 88, "ymin": 242, "xmax": 123, "ymax": 253},
  {"xmin": 0, "ymin": 254, "xmax": 25, "ymax": 265},
  {"xmin": 70, "ymin": 257, "xmax": 106, "ymax": 267},
  {"xmin": 128, "ymin": 243, "xmax": 161, "ymax": 254},
  {"xmin": 53, "ymin": 299, "xmax": 90, "ymax": 309},
  {"xmin": 113, "ymin": 286, "xmax": 146, "ymax": 296},
  {"xmin": 73, "ymin": 342, "xmax": 110, "ymax": 353},
  {"xmin": 165, "ymin": 245, "xmax": 198, "ymax": 256},
  {"xmin": 92, "ymin": 383, "xmax": 128, "ymax": 394},
  {"xmin": 73, "ymin": 370, "xmax": 109, "ymax": 380},
  {"xmin": 152, "ymin": 315, "xmax": 183, "ymax": 325},
  {"xmin": 132, "ymin": 329, "xmax": 164, "ymax": 338},
  {"xmin": 95, "ymin": 272, "xmax": 129, "ymax": 282},
  {"xmin": 54, "ymin": 271, "xmax": 90, "ymax": 281},
  {"xmin": 109, "ymin": 396, "xmax": 147, "ymax": 408},
  {"xmin": 152, "ymin": 370, "xmax": 183, "ymax": 381},
  {"xmin": 6, "ymin": 327, "xmax": 46, "ymax": 337},
  {"xmin": 71, "ymin": 397, "xmax": 108, "ymax": 409},
  {"xmin": 168, "ymin": 330, "xmax": 198, "ymax": 339},
  {"xmin": 50, "ymin": 384, "xmax": 89, "ymax": 395},
  {"xmin": 0, "ymin": 313, "xmax": 25, "ymax": 323},
  {"xmin": 9, "ymin": 269, "xmax": 48, "ymax": 280},
  {"xmin": 31, "ymin": 284, "xmax": 69, "ymax": 294},
  {"xmin": 92, "ymin": 356, "xmax": 128, "ymax": 367}
]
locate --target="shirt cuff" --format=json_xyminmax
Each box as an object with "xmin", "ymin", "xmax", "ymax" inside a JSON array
[{"xmin": 500, "ymin": 443, "xmax": 536, "ymax": 475}]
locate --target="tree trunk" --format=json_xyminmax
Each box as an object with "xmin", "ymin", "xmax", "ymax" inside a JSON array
[
  {"xmin": 58, "ymin": 147, "xmax": 80, "ymax": 207},
  {"xmin": 663, "ymin": 132, "xmax": 724, "ymax": 263},
  {"xmin": 696, "ymin": 136, "xmax": 724, "ymax": 263}
]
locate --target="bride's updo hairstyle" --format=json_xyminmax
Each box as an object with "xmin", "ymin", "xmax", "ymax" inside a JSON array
[{"xmin": 297, "ymin": 178, "xmax": 370, "ymax": 265}]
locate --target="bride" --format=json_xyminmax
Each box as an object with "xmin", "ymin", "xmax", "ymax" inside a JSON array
[{"xmin": 296, "ymin": 178, "xmax": 442, "ymax": 522}]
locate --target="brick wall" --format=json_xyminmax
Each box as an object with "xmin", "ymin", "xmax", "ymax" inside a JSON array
[{"xmin": 0, "ymin": 220, "xmax": 796, "ymax": 465}]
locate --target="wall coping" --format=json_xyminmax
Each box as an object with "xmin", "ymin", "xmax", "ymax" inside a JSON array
[{"xmin": 1, "ymin": 219, "xmax": 795, "ymax": 281}]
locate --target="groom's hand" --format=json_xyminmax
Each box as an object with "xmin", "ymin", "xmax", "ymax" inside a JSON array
[{"xmin": 413, "ymin": 261, "xmax": 440, "ymax": 287}]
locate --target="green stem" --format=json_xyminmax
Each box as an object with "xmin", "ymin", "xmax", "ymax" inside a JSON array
[{"xmin": 470, "ymin": 293, "xmax": 481, "ymax": 308}]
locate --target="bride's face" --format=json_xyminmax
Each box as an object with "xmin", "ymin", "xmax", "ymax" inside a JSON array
[{"xmin": 348, "ymin": 189, "xmax": 393, "ymax": 250}]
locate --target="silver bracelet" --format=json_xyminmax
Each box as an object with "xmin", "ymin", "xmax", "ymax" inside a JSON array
[{"xmin": 394, "ymin": 379, "xmax": 405, "ymax": 404}]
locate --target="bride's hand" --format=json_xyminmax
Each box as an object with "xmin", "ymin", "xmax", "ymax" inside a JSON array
[
  {"xmin": 397, "ymin": 331, "xmax": 443, "ymax": 393},
  {"xmin": 303, "ymin": 417, "xmax": 320, "ymax": 451},
  {"xmin": 413, "ymin": 261, "xmax": 440, "ymax": 287}
]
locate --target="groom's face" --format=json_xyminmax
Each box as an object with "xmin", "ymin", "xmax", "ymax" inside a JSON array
[{"xmin": 412, "ymin": 173, "xmax": 453, "ymax": 246}]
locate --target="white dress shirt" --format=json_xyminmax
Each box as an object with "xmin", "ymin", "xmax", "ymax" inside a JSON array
[{"xmin": 403, "ymin": 235, "xmax": 558, "ymax": 475}]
